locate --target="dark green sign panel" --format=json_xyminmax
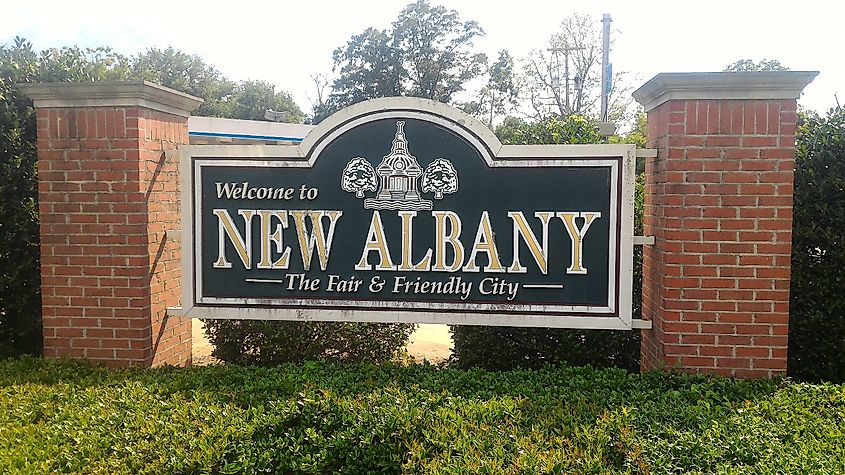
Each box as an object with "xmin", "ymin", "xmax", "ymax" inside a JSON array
[{"xmin": 181, "ymin": 99, "xmax": 636, "ymax": 329}]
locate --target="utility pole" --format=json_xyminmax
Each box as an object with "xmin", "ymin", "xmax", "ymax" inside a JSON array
[
  {"xmin": 548, "ymin": 44, "xmax": 584, "ymax": 115},
  {"xmin": 600, "ymin": 13, "xmax": 612, "ymax": 122}
]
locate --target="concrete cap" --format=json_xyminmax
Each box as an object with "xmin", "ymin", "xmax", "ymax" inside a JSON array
[
  {"xmin": 633, "ymin": 71, "xmax": 819, "ymax": 112},
  {"xmin": 17, "ymin": 81, "xmax": 203, "ymax": 117}
]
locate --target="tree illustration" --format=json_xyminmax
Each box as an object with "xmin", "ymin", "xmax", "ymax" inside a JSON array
[
  {"xmin": 341, "ymin": 157, "xmax": 377, "ymax": 198},
  {"xmin": 421, "ymin": 158, "xmax": 458, "ymax": 199}
]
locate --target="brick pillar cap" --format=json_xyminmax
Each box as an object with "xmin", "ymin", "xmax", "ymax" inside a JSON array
[
  {"xmin": 633, "ymin": 71, "xmax": 818, "ymax": 112},
  {"xmin": 17, "ymin": 81, "xmax": 203, "ymax": 117}
]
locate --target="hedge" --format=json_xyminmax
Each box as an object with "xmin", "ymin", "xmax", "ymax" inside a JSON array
[
  {"xmin": 203, "ymin": 320, "xmax": 415, "ymax": 365},
  {"xmin": 788, "ymin": 105, "xmax": 845, "ymax": 382},
  {"xmin": 2, "ymin": 357, "xmax": 844, "ymax": 474}
]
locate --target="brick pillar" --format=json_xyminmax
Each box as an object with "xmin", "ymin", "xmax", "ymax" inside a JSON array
[
  {"xmin": 20, "ymin": 81, "xmax": 202, "ymax": 367},
  {"xmin": 632, "ymin": 72, "xmax": 817, "ymax": 377}
]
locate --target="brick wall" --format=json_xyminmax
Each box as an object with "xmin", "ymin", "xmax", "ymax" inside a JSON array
[
  {"xmin": 37, "ymin": 104, "xmax": 191, "ymax": 367},
  {"xmin": 641, "ymin": 99, "xmax": 796, "ymax": 377}
]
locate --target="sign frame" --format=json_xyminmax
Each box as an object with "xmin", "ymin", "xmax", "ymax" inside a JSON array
[{"xmin": 178, "ymin": 98, "xmax": 637, "ymax": 329}]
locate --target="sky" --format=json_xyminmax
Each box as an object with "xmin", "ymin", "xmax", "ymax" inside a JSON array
[{"xmin": 2, "ymin": 0, "xmax": 840, "ymax": 117}]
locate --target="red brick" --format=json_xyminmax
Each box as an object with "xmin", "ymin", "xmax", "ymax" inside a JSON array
[
  {"xmin": 741, "ymin": 136, "xmax": 778, "ymax": 147},
  {"xmin": 718, "ymin": 335, "xmax": 752, "ymax": 346},
  {"xmin": 700, "ymin": 346, "xmax": 734, "ymax": 357},
  {"xmin": 753, "ymin": 357, "xmax": 786, "ymax": 370},
  {"xmin": 680, "ymin": 356, "xmax": 716, "ymax": 367},
  {"xmin": 38, "ymin": 103, "xmax": 190, "ymax": 368},
  {"xmin": 739, "ymin": 160, "xmax": 778, "ymax": 171},
  {"xmin": 717, "ymin": 357, "xmax": 751, "ymax": 368},
  {"xmin": 736, "ymin": 347, "xmax": 770, "ymax": 358}
]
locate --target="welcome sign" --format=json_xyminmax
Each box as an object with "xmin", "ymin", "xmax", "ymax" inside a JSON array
[{"xmin": 179, "ymin": 99, "xmax": 636, "ymax": 329}]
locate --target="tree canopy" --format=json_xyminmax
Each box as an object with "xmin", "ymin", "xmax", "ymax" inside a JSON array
[
  {"xmin": 2, "ymin": 41, "xmax": 305, "ymax": 122},
  {"xmin": 521, "ymin": 13, "xmax": 634, "ymax": 123},
  {"xmin": 723, "ymin": 59, "xmax": 789, "ymax": 72},
  {"xmin": 314, "ymin": 0, "xmax": 487, "ymax": 123},
  {"xmin": 461, "ymin": 50, "xmax": 520, "ymax": 127}
]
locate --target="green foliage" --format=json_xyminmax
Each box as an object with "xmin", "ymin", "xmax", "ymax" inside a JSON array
[
  {"xmin": 612, "ymin": 111, "xmax": 647, "ymax": 148},
  {"xmin": 723, "ymin": 58, "xmax": 789, "ymax": 72},
  {"xmin": 131, "ymin": 46, "xmax": 235, "ymax": 117},
  {"xmin": 789, "ymin": 106, "xmax": 845, "ymax": 382},
  {"xmin": 316, "ymin": 0, "xmax": 487, "ymax": 122},
  {"xmin": 131, "ymin": 47, "xmax": 305, "ymax": 121},
  {"xmin": 0, "ymin": 38, "xmax": 305, "ymax": 357},
  {"xmin": 0, "ymin": 38, "xmax": 41, "ymax": 358},
  {"xmin": 461, "ymin": 50, "xmax": 519, "ymax": 127},
  {"xmin": 3, "ymin": 357, "xmax": 845, "ymax": 474},
  {"xmin": 392, "ymin": 0, "xmax": 486, "ymax": 102},
  {"xmin": 0, "ymin": 39, "xmax": 134, "ymax": 358},
  {"xmin": 494, "ymin": 114, "xmax": 603, "ymax": 145},
  {"xmin": 203, "ymin": 320, "xmax": 415, "ymax": 366},
  {"xmin": 37, "ymin": 46, "xmax": 129, "ymax": 82},
  {"xmin": 611, "ymin": 111, "xmax": 647, "ymax": 173},
  {"xmin": 226, "ymin": 79, "xmax": 306, "ymax": 123},
  {"xmin": 450, "ymin": 115, "xmax": 643, "ymax": 372},
  {"xmin": 316, "ymin": 27, "xmax": 405, "ymax": 120}
]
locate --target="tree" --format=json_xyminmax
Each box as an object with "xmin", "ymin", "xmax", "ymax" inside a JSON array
[
  {"xmin": 341, "ymin": 157, "xmax": 377, "ymax": 198},
  {"xmin": 392, "ymin": 0, "xmax": 487, "ymax": 103},
  {"xmin": 131, "ymin": 46, "xmax": 236, "ymax": 117},
  {"xmin": 306, "ymin": 73, "xmax": 331, "ymax": 124},
  {"xmin": 462, "ymin": 50, "xmax": 520, "ymax": 127},
  {"xmin": 37, "ymin": 45, "xmax": 129, "ymax": 82},
  {"xmin": 225, "ymin": 79, "xmax": 304, "ymax": 123},
  {"xmin": 421, "ymin": 158, "xmax": 458, "ymax": 199},
  {"xmin": 0, "ymin": 38, "xmax": 41, "ymax": 357},
  {"xmin": 724, "ymin": 59, "xmax": 789, "ymax": 72},
  {"xmin": 522, "ymin": 14, "xmax": 634, "ymax": 123},
  {"xmin": 318, "ymin": 27, "xmax": 406, "ymax": 122},
  {"xmin": 132, "ymin": 47, "xmax": 305, "ymax": 122},
  {"xmin": 610, "ymin": 109, "xmax": 647, "ymax": 173},
  {"xmin": 316, "ymin": 0, "xmax": 487, "ymax": 122}
]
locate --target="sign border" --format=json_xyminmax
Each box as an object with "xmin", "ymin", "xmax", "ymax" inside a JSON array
[{"xmin": 179, "ymin": 98, "xmax": 636, "ymax": 329}]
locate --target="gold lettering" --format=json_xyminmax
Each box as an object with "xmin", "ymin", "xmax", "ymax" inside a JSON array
[
  {"xmin": 291, "ymin": 210, "xmax": 342, "ymax": 271},
  {"xmin": 507, "ymin": 211, "xmax": 553, "ymax": 274},
  {"xmin": 257, "ymin": 210, "xmax": 291, "ymax": 269},
  {"xmin": 557, "ymin": 212, "xmax": 601, "ymax": 274},
  {"xmin": 213, "ymin": 209, "xmax": 255, "ymax": 269},
  {"xmin": 432, "ymin": 211, "xmax": 464, "ymax": 272},
  {"xmin": 356, "ymin": 211, "xmax": 396, "ymax": 271},
  {"xmin": 463, "ymin": 211, "xmax": 504, "ymax": 273},
  {"xmin": 398, "ymin": 211, "xmax": 432, "ymax": 271}
]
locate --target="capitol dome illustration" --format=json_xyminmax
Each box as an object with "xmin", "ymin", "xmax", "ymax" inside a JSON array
[{"xmin": 363, "ymin": 121, "xmax": 433, "ymax": 211}]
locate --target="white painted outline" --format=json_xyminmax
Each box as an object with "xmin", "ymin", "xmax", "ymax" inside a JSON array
[{"xmin": 179, "ymin": 97, "xmax": 636, "ymax": 329}]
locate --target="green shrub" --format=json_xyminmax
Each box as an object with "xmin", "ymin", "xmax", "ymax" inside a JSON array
[
  {"xmin": 450, "ymin": 116, "xmax": 642, "ymax": 372},
  {"xmin": 203, "ymin": 320, "xmax": 415, "ymax": 365},
  {"xmin": 789, "ymin": 106, "xmax": 845, "ymax": 383},
  {"xmin": 0, "ymin": 40, "xmax": 132, "ymax": 357},
  {"xmin": 0, "ymin": 40, "xmax": 42, "ymax": 358},
  {"xmin": 2, "ymin": 357, "xmax": 845, "ymax": 474}
]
